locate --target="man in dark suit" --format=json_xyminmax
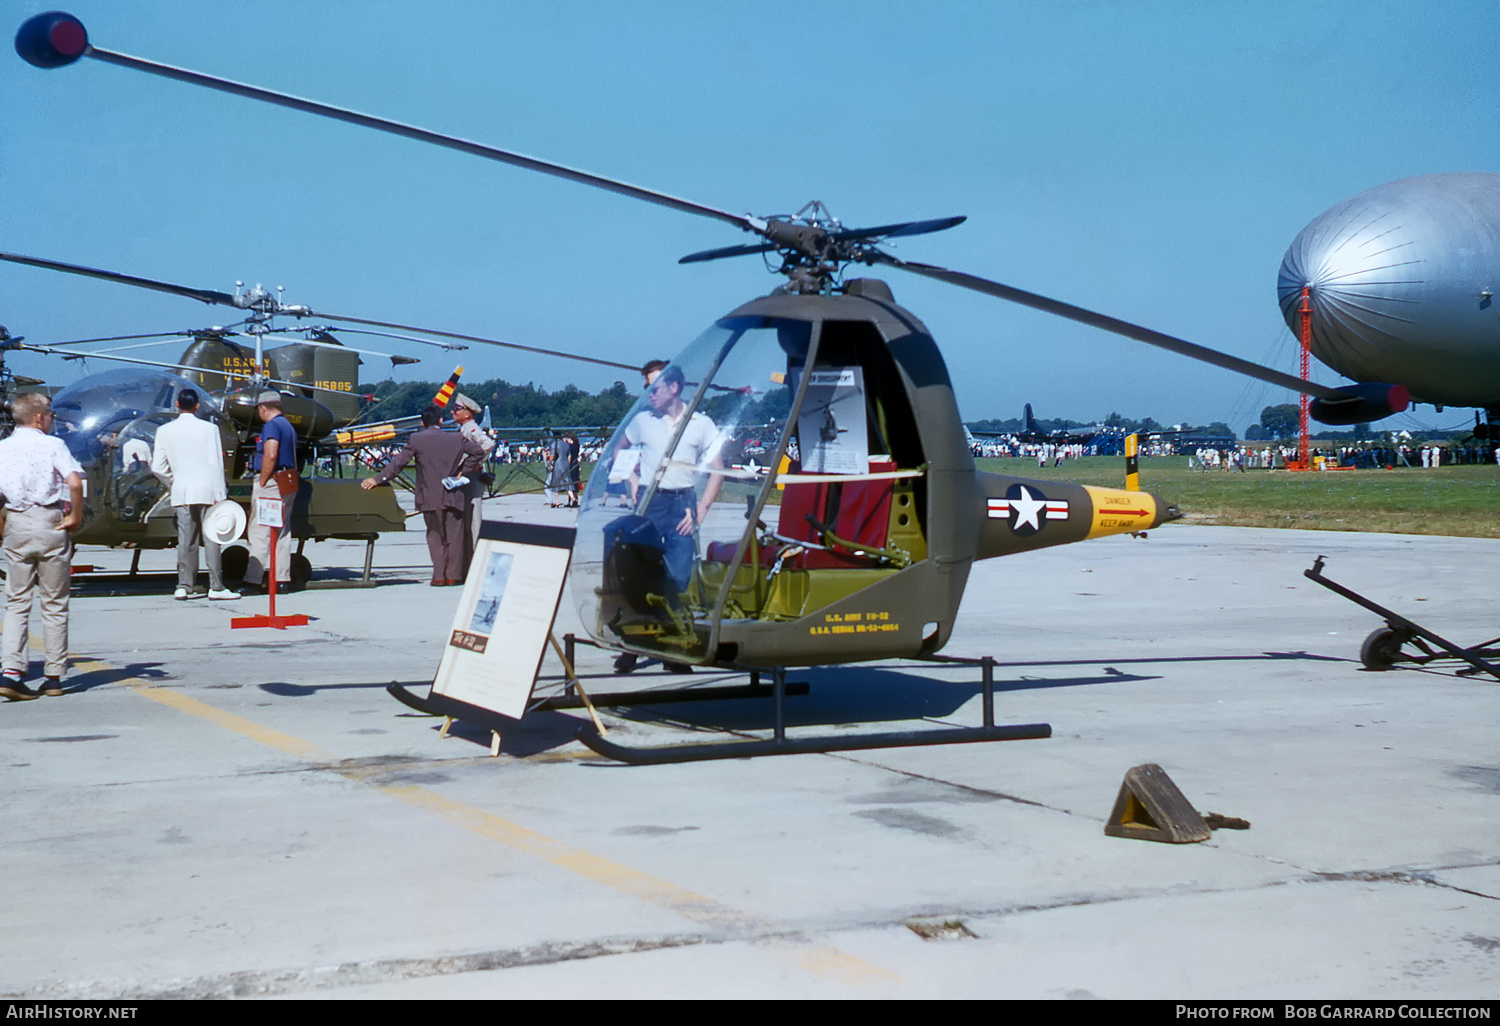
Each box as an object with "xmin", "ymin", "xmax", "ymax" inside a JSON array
[{"xmin": 361, "ymin": 406, "xmax": 486, "ymax": 585}]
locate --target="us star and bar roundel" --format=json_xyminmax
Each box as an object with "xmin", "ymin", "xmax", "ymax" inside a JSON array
[{"xmin": 987, "ymin": 484, "xmax": 1069, "ymax": 537}]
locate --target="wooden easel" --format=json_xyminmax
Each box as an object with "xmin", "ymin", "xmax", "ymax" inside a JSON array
[{"xmin": 434, "ymin": 630, "xmax": 604, "ymax": 756}]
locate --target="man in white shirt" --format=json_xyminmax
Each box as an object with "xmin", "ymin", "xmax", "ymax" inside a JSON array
[
  {"xmin": 0, "ymin": 393, "xmax": 84, "ymax": 700},
  {"xmin": 615, "ymin": 364, "xmax": 725, "ymax": 590},
  {"xmin": 151, "ymin": 389, "xmax": 236, "ymax": 601}
]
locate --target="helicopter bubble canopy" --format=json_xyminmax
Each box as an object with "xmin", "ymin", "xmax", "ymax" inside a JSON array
[
  {"xmin": 569, "ymin": 315, "xmax": 814, "ymax": 661},
  {"xmin": 51, "ymin": 366, "xmax": 221, "ymax": 466}
]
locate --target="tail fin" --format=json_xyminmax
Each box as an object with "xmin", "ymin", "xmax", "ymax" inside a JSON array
[
  {"xmin": 1023, "ymin": 403, "xmax": 1038, "ymax": 435},
  {"xmin": 1125, "ymin": 433, "xmax": 1140, "ymax": 491}
]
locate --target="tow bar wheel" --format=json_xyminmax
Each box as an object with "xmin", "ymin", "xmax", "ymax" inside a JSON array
[{"xmin": 1360, "ymin": 627, "xmax": 1406, "ymax": 671}]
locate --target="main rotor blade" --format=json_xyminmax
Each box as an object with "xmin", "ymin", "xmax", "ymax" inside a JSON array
[
  {"xmin": 304, "ymin": 311, "xmax": 638, "ymax": 372},
  {"xmin": 290, "ymin": 326, "xmax": 468, "ymax": 351},
  {"xmin": 52, "ymin": 323, "xmax": 412, "ymax": 363},
  {"xmin": 832, "ymin": 215, "xmax": 967, "ymax": 242},
  {"xmin": 43, "ymin": 330, "xmax": 211, "ymax": 347},
  {"xmin": 54, "ymin": 38, "xmax": 751, "ymax": 231},
  {"xmin": 2, "ymin": 250, "xmax": 630, "ymax": 373},
  {"xmin": 79, "ymin": 338, "xmax": 207, "ymax": 356},
  {"xmin": 258, "ymin": 332, "xmax": 416, "ymax": 365},
  {"xmin": 868, "ymin": 252, "xmax": 1340, "ymax": 400},
  {"xmin": 0, "ymin": 251, "xmax": 237, "ymax": 306},
  {"xmin": 679, "ymin": 241, "xmax": 778, "ymax": 264}
]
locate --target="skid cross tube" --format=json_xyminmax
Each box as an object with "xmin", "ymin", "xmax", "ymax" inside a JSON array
[
  {"xmin": 1304, "ymin": 556, "xmax": 1500, "ymax": 681},
  {"xmin": 397, "ymin": 632, "xmax": 1050, "ymax": 763},
  {"xmin": 572, "ymin": 658, "xmax": 1050, "ymax": 765},
  {"xmin": 573, "ymin": 720, "xmax": 1052, "ymax": 765},
  {"xmin": 534, "ymin": 681, "xmax": 810, "ymax": 711}
]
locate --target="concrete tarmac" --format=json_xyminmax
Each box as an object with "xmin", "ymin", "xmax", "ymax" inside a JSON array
[{"xmin": 2, "ymin": 494, "xmax": 1497, "ymax": 1000}]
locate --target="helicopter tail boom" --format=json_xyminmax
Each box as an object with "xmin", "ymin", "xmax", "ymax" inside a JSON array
[{"xmin": 976, "ymin": 472, "xmax": 1173, "ymax": 562}]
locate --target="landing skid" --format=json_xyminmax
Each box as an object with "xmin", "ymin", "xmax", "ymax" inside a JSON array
[
  {"xmin": 1304, "ymin": 556, "xmax": 1500, "ymax": 680},
  {"xmin": 575, "ymin": 654, "xmax": 1051, "ymax": 765},
  {"xmin": 574, "ymin": 719, "xmax": 1052, "ymax": 765},
  {"xmin": 391, "ymin": 653, "xmax": 1052, "ymax": 764}
]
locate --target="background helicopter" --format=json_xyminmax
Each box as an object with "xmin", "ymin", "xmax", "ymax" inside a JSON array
[
  {"xmin": 0, "ymin": 325, "xmax": 51, "ymax": 437},
  {"xmin": 0, "ymin": 257, "xmax": 639, "ymax": 583},
  {"xmin": 0, "ymin": 281, "xmax": 436, "ymax": 582}
]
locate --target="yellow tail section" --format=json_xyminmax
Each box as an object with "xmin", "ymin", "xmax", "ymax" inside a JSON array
[{"xmin": 1083, "ymin": 485, "xmax": 1158, "ymax": 539}]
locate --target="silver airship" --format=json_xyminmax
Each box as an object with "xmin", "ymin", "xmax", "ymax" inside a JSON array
[{"xmin": 1278, "ymin": 172, "xmax": 1500, "ymax": 415}]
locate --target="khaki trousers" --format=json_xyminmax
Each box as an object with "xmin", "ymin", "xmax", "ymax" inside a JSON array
[
  {"xmin": 3, "ymin": 505, "xmax": 71, "ymax": 677},
  {"xmin": 462, "ymin": 479, "xmax": 485, "ymax": 575},
  {"xmin": 246, "ymin": 478, "xmax": 292, "ymax": 585}
]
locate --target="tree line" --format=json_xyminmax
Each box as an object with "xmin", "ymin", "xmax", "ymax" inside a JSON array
[
  {"xmin": 974, "ymin": 405, "xmax": 1480, "ymax": 445},
  {"xmin": 364, "ymin": 376, "xmax": 638, "ymax": 429},
  {"xmin": 967, "ymin": 411, "xmax": 1237, "ymax": 439},
  {"xmin": 362, "ymin": 382, "xmax": 1476, "ymax": 447}
]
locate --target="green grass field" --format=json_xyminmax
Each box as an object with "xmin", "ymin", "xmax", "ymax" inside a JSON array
[
  {"xmin": 977, "ymin": 456, "xmax": 1500, "ymax": 538},
  {"xmin": 479, "ymin": 454, "xmax": 1500, "ymax": 538}
]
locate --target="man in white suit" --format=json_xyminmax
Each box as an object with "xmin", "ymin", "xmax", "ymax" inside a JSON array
[{"xmin": 151, "ymin": 389, "xmax": 237, "ymax": 600}]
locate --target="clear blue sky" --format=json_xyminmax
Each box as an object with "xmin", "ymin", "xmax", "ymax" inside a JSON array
[{"xmin": 3, "ymin": 1, "xmax": 1495, "ymax": 433}]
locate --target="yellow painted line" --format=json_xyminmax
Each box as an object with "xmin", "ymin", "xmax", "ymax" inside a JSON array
[
  {"xmin": 128, "ymin": 682, "xmax": 328, "ymax": 760},
  {"xmin": 88, "ymin": 663, "xmax": 898, "ymax": 986},
  {"xmin": 374, "ymin": 782, "xmax": 890, "ymax": 983}
]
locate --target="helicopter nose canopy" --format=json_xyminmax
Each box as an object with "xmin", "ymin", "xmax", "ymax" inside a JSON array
[
  {"xmin": 51, "ymin": 366, "xmax": 219, "ymax": 465},
  {"xmin": 569, "ymin": 315, "xmax": 814, "ymax": 662}
]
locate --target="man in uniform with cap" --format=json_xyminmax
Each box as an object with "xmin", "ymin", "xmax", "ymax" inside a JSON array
[
  {"xmin": 151, "ymin": 388, "xmax": 237, "ymax": 601},
  {"xmin": 244, "ymin": 390, "xmax": 299, "ymax": 594},
  {"xmin": 361, "ymin": 405, "xmax": 486, "ymax": 585},
  {"xmin": 451, "ymin": 393, "xmax": 495, "ymax": 573}
]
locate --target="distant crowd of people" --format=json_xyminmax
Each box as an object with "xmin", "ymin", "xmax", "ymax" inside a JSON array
[{"xmin": 971, "ymin": 437, "xmax": 1500, "ymax": 468}]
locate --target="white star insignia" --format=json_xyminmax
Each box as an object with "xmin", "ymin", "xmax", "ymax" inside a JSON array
[{"xmin": 1008, "ymin": 485, "xmax": 1046, "ymax": 531}]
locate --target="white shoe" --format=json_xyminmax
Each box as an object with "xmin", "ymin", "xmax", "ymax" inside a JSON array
[
  {"xmin": 173, "ymin": 586, "xmax": 189, "ymax": 600},
  {"xmin": 207, "ymin": 588, "xmax": 240, "ymax": 601}
]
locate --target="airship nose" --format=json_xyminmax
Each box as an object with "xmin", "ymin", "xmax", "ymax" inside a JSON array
[
  {"xmin": 1276, "ymin": 189, "xmax": 1425, "ymax": 369},
  {"xmin": 1276, "ymin": 172, "xmax": 1500, "ymax": 408}
]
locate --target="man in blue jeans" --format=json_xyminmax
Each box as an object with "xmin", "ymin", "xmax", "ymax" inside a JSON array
[
  {"xmin": 618, "ymin": 365, "xmax": 725, "ymax": 589},
  {"xmin": 609, "ymin": 365, "xmax": 725, "ymax": 673}
]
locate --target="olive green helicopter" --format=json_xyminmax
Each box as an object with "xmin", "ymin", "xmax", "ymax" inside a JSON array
[
  {"xmin": 0, "ymin": 275, "xmax": 449, "ymax": 585},
  {"xmin": 14, "ymin": 11, "xmax": 1387, "ymax": 761}
]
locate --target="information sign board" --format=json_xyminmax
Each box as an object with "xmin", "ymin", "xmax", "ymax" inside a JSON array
[{"xmin": 430, "ymin": 521, "xmax": 575, "ymax": 720}]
